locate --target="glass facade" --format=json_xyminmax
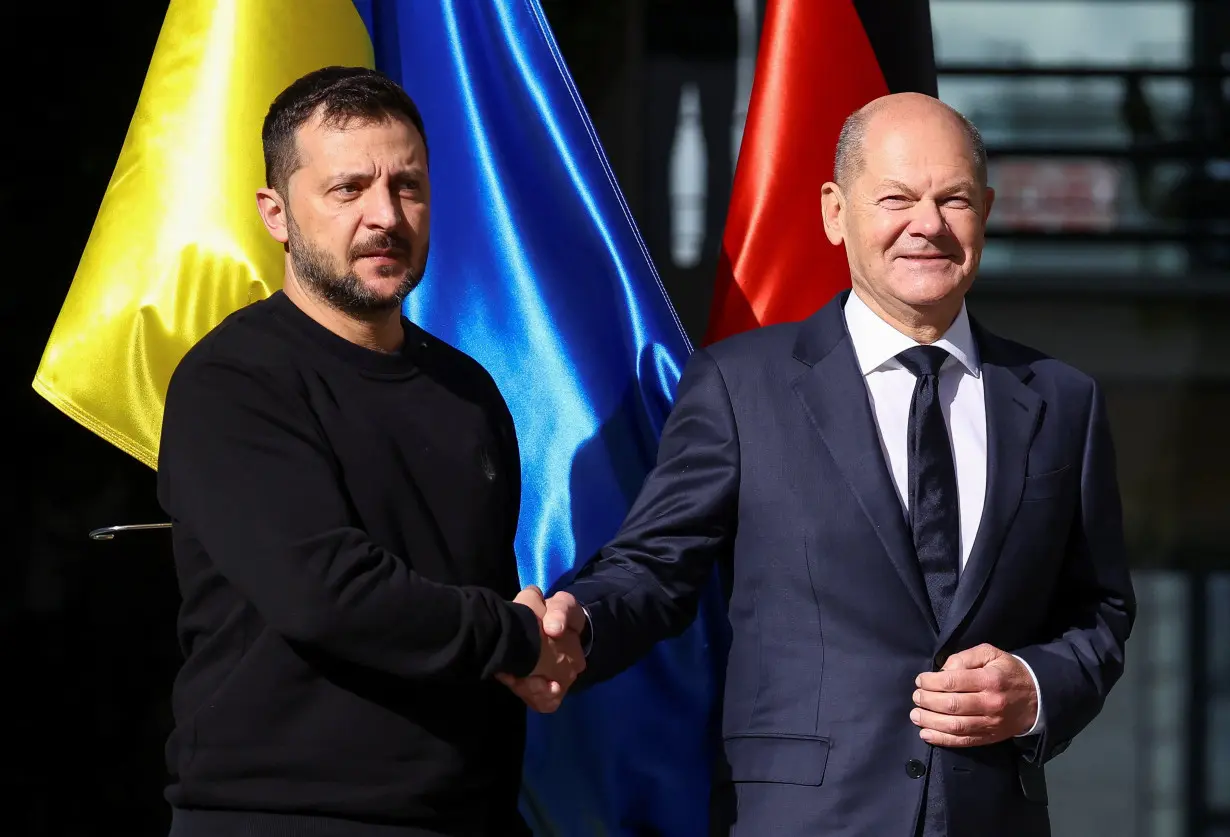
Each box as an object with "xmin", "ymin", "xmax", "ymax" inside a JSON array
[{"xmin": 933, "ymin": 1, "xmax": 1228, "ymax": 292}]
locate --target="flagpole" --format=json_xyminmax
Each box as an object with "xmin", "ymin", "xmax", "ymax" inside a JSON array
[{"xmin": 88, "ymin": 523, "xmax": 173, "ymax": 541}]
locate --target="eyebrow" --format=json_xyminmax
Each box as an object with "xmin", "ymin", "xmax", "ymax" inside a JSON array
[
  {"xmin": 938, "ymin": 180, "xmax": 979, "ymax": 196},
  {"xmin": 329, "ymin": 172, "xmax": 371, "ymax": 184},
  {"xmin": 877, "ymin": 180, "xmax": 918, "ymax": 195},
  {"xmin": 876, "ymin": 179, "xmax": 978, "ymax": 196},
  {"xmin": 328, "ymin": 167, "xmax": 426, "ymax": 184}
]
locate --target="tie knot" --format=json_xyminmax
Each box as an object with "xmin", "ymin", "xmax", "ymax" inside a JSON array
[{"xmin": 897, "ymin": 345, "xmax": 950, "ymax": 378}]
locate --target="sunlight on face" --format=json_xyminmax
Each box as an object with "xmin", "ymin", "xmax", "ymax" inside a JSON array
[
  {"xmin": 829, "ymin": 101, "xmax": 994, "ymax": 322},
  {"xmin": 285, "ymin": 112, "xmax": 431, "ymax": 317}
]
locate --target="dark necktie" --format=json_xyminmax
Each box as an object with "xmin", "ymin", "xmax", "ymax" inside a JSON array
[{"xmin": 896, "ymin": 345, "xmax": 960, "ymax": 630}]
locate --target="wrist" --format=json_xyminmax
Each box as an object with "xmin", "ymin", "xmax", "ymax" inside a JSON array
[{"xmin": 502, "ymin": 601, "xmax": 543, "ymax": 677}]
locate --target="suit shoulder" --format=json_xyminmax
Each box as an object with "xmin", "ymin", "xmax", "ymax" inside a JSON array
[
  {"xmin": 698, "ymin": 321, "xmax": 803, "ymax": 367},
  {"xmin": 682, "ymin": 322, "xmax": 809, "ymax": 400},
  {"xmin": 983, "ymin": 331, "xmax": 1099, "ymax": 398}
]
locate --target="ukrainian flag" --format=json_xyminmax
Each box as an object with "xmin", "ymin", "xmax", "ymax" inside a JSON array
[
  {"xmin": 34, "ymin": 1, "xmax": 374, "ymax": 465},
  {"xmin": 34, "ymin": 1, "xmax": 724, "ymax": 834}
]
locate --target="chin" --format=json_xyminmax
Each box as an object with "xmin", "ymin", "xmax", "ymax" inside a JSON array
[
  {"xmin": 890, "ymin": 269, "xmax": 968, "ymax": 306},
  {"xmin": 357, "ymin": 271, "xmax": 409, "ymax": 294}
]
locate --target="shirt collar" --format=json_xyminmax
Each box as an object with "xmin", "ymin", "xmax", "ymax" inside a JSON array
[{"xmin": 842, "ymin": 290, "xmax": 980, "ymax": 378}]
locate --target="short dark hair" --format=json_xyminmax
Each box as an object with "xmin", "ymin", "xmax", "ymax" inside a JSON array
[
  {"xmin": 262, "ymin": 66, "xmax": 428, "ymax": 198},
  {"xmin": 833, "ymin": 102, "xmax": 987, "ymax": 189}
]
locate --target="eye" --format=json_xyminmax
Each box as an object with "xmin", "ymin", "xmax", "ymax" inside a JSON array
[
  {"xmin": 941, "ymin": 196, "xmax": 971, "ymax": 208},
  {"xmin": 880, "ymin": 195, "xmax": 912, "ymax": 208},
  {"xmin": 335, "ymin": 183, "xmax": 359, "ymax": 196}
]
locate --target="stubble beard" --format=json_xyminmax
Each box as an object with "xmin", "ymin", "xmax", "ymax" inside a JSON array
[{"xmin": 286, "ymin": 211, "xmax": 425, "ymax": 319}]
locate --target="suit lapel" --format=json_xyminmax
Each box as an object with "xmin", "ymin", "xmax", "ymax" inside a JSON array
[
  {"xmin": 938, "ymin": 335, "xmax": 1043, "ymax": 647},
  {"xmin": 790, "ymin": 297, "xmax": 936, "ymax": 630}
]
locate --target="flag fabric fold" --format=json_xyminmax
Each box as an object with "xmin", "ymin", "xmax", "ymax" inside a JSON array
[
  {"xmin": 32, "ymin": 0, "xmax": 374, "ymax": 467},
  {"xmin": 355, "ymin": 3, "xmax": 723, "ymax": 833},
  {"xmin": 706, "ymin": 0, "xmax": 937, "ymax": 343},
  {"xmin": 36, "ymin": 0, "xmax": 724, "ymax": 833}
]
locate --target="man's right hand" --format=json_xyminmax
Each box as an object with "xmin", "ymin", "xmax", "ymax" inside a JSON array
[
  {"xmin": 542, "ymin": 590, "xmax": 587, "ymax": 639},
  {"xmin": 496, "ymin": 586, "xmax": 586, "ymax": 713},
  {"xmin": 531, "ymin": 612, "xmax": 586, "ymax": 685}
]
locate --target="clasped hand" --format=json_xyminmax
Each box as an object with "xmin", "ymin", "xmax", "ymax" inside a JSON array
[
  {"xmin": 495, "ymin": 598, "xmax": 1041, "ymax": 737},
  {"xmin": 911, "ymin": 643, "xmax": 1039, "ymax": 746},
  {"xmin": 495, "ymin": 586, "xmax": 586, "ymax": 713}
]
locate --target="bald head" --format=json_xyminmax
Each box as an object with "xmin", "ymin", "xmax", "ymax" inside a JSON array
[
  {"xmin": 833, "ymin": 93, "xmax": 987, "ymax": 191},
  {"xmin": 819, "ymin": 90, "xmax": 995, "ymax": 342}
]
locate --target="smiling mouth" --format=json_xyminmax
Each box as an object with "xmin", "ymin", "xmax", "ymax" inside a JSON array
[{"xmin": 899, "ymin": 255, "xmax": 954, "ymax": 266}]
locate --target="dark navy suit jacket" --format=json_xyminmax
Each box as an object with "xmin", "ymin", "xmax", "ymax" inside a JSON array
[{"xmin": 566, "ymin": 292, "xmax": 1136, "ymax": 836}]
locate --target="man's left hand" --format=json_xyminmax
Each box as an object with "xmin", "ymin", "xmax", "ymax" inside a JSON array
[{"xmin": 911, "ymin": 643, "xmax": 1039, "ymax": 747}]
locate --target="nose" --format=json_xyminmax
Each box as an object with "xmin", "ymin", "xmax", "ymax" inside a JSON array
[
  {"xmin": 906, "ymin": 198, "xmax": 946, "ymax": 238},
  {"xmin": 363, "ymin": 184, "xmax": 403, "ymax": 230}
]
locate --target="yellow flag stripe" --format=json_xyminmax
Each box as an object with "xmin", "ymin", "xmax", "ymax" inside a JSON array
[{"xmin": 33, "ymin": 0, "xmax": 374, "ymax": 469}]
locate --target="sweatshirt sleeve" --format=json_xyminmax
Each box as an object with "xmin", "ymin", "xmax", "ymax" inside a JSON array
[{"xmin": 157, "ymin": 355, "xmax": 541, "ymax": 682}]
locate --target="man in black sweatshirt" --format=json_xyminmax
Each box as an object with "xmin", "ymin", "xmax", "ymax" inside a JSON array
[{"xmin": 157, "ymin": 66, "xmax": 584, "ymax": 837}]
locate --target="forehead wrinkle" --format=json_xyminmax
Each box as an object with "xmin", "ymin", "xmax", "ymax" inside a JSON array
[{"xmin": 300, "ymin": 127, "xmax": 425, "ymax": 183}]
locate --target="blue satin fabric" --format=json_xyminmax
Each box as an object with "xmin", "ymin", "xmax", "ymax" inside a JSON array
[{"xmin": 353, "ymin": 2, "xmax": 726, "ymax": 833}]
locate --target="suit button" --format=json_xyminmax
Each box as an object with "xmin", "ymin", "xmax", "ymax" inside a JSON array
[
  {"xmin": 906, "ymin": 759, "xmax": 927, "ymax": 779},
  {"xmin": 934, "ymin": 652, "xmax": 949, "ymax": 669}
]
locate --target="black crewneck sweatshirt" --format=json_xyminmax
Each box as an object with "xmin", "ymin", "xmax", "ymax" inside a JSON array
[{"xmin": 157, "ymin": 291, "xmax": 540, "ymax": 836}]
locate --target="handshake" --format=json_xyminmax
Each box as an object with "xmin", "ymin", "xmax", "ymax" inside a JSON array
[{"xmin": 497, "ymin": 585, "xmax": 587, "ymax": 713}]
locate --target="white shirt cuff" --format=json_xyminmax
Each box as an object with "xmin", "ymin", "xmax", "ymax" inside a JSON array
[
  {"xmin": 580, "ymin": 604, "xmax": 593, "ymax": 657},
  {"xmin": 1012, "ymin": 654, "xmax": 1045, "ymax": 736}
]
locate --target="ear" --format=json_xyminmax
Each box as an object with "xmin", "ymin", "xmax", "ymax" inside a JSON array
[
  {"xmin": 256, "ymin": 187, "xmax": 290, "ymax": 245},
  {"xmin": 820, "ymin": 181, "xmax": 846, "ymax": 246},
  {"xmin": 981, "ymin": 186, "xmax": 996, "ymax": 228}
]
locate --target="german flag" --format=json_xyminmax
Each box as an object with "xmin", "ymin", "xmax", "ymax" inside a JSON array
[{"xmin": 704, "ymin": 0, "xmax": 938, "ymax": 344}]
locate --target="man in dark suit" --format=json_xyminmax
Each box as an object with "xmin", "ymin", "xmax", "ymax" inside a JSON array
[{"xmin": 512, "ymin": 93, "xmax": 1136, "ymax": 836}]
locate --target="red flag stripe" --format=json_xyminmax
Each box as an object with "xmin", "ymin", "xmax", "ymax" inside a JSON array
[{"xmin": 704, "ymin": 0, "xmax": 897, "ymax": 345}]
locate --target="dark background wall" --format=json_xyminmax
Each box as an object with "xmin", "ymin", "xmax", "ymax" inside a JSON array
[{"xmin": 7, "ymin": 3, "xmax": 177, "ymax": 833}]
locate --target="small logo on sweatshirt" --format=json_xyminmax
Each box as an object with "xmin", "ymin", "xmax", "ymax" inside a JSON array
[{"xmin": 479, "ymin": 447, "xmax": 497, "ymax": 481}]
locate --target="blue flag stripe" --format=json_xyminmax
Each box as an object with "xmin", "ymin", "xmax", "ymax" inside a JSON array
[
  {"xmin": 354, "ymin": 3, "xmax": 723, "ymax": 833},
  {"xmin": 513, "ymin": 1, "xmax": 691, "ymax": 356}
]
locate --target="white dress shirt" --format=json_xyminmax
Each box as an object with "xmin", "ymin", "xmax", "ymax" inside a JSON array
[{"xmin": 843, "ymin": 291, "xmax": 1043, "ymax": 736}]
